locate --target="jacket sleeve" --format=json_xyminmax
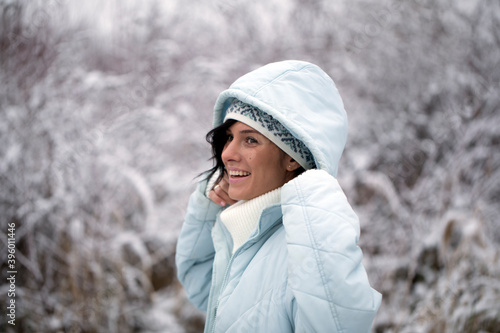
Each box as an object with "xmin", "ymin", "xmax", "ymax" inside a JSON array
[
  {"xmin": 175, "ymin": 179, "xmax": 222, "ymax": 312},
  {"xmin": 281, "ymin": 169, "xmax": 382, "ymax": 333}
]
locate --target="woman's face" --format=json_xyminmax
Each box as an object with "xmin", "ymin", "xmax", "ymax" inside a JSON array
[{"xmin": 221, "ymin": 121, "xmax": 294, "ymax": 201}]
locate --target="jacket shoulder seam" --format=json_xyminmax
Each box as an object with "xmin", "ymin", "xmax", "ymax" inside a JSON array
[{"xmin": 293, "ymin": 180, "xmax": 344, "ymax": 332}]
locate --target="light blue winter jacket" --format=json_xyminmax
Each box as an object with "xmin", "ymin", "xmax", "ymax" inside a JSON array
[{"xmin": 176, "ymin": 60, "xmax": 382, "ymax": 332}]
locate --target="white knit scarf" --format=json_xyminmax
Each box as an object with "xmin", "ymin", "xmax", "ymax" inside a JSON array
[{"xmin": 220, "ymin": 188, "xmax": 281, "ymax": 254}]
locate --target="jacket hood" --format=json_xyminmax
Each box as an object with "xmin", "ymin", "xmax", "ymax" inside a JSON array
[{"xmin": 213, "ymin": 60, "xmax": 348, "ymax": 177}]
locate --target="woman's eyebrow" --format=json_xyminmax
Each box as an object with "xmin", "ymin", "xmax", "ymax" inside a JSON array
[{"xmin": 239, "ymin": 129, "xmax": 260, "ymax": 135}]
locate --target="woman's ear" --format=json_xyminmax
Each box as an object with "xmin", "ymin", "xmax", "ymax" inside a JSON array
[{"xmin": 285, "ymin": 157, "xmax": 301, "ymax": 172}]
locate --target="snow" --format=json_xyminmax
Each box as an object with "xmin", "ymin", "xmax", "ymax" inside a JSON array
[{"xmin": 1, "ymin": 0, "xmax": 499, "ymax": 332}]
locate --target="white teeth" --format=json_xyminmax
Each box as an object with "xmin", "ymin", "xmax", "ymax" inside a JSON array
[{"xmin": 229, "ymin": 170, "xmax": 250, "ymax": 177}]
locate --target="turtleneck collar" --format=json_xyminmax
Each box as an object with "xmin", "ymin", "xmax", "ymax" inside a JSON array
[{"xmin": 220, "ymin": 188, "xmax": 281, "ymax": 254}]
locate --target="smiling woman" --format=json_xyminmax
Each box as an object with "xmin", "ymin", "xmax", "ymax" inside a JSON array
[
  {"xmin": 221, "ymin": 121, "xmax": 294, "ymax": 201},
  {"xmin": 175, "ymin": 60, "xmax": 381, "ymax": 332}
]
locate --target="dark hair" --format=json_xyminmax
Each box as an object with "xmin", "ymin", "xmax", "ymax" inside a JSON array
[
  {"xmin": 202, "ymin": 119, "xmax": 238, "ymax": 184},
  {"xmin": 201, "ymin": 119, "xmax": 308, "ymax": 185}
]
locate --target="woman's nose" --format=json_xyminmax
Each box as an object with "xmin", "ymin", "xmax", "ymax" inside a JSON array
[{"xmin": 221, "ymin": 140, "xmax": 239, "ymax": 163}]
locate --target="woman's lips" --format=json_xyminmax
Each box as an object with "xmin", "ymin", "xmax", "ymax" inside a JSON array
[
  {"xmin": 228, "ymin": 170, "xmax": 251, "ymax": 177},
  {"xmin": 227, "ymin": 169, "xmax": 251, "ymax": 184}
]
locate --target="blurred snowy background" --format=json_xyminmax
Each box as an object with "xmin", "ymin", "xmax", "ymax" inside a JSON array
[{"xmin": 1, "ymin": 0, "xmax": 499, "ymax": 332}]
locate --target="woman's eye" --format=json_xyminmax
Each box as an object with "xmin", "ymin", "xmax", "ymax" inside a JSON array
[
  {"xmin": 226, "ymin": 134, "xmax": 234, "ymax": 142},
  {"xmin": 246, "ymin": 137, "xmax": 258, "ymax": 144}
]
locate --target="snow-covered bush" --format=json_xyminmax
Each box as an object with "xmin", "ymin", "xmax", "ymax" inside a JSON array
[{"xmin": 1, "ymin": 0, "xmax": 498, "ymax": 332}]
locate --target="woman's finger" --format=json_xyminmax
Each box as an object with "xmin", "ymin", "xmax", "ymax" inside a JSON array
[
  {"xmin": 218, "ymin": 176, "xmax": 230, "ymax": 193},
  {"xmin": 211, "ymin": 180, "xmax": 237, "ymax": 206},
  {"xmin": 208, "ymin": 189, "xmax": 227, "ymax": 207},
  {"xmin": 213, "ymin": 184, "xmax": 237, "ymax": 205}
]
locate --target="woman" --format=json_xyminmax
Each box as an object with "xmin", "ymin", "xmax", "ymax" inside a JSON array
[{"xmin": 176, "ymin": 60, "xmax": 381, "ymax": 332}]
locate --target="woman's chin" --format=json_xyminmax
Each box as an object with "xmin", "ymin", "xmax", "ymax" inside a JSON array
[{"xmin": 228, "ymin": 189, "xmax": 250, "ymax": 202}]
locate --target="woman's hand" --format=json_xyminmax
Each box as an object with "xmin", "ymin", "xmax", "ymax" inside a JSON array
[{"xmin": 208, "ymin": 174, "xmax": 238, "ymax": 207}]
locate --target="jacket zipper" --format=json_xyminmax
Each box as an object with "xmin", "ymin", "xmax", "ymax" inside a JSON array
[
  {"xmin": 210, "ymin": 247, "xmax": 242, "ymax": 333},
  {"xmin": 209, "ymin": 207, "xmax": 281, "ymax": 332}
]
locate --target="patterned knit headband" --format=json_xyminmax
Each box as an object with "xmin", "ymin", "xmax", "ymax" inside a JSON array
[{"xmin": 224, "ymin": 100, "xmax": 315, "ymax": 170}]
